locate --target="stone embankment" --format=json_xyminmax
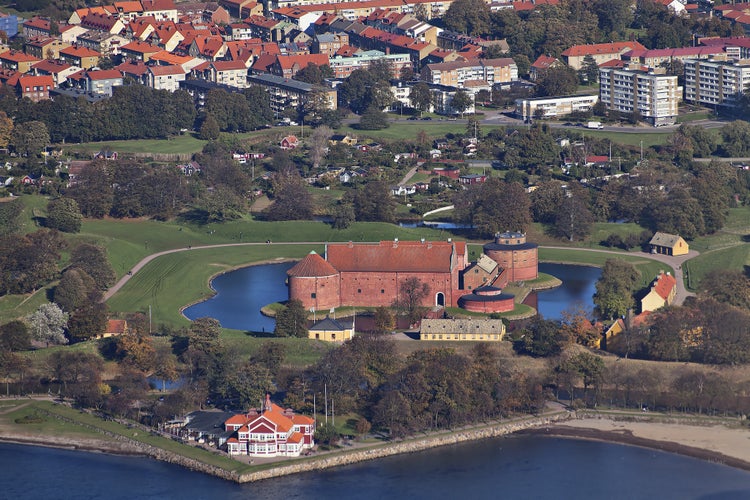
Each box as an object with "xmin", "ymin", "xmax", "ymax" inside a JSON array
[{"xmin": 236, "ymin": 412, "xmax": 571, "ymax": 483}]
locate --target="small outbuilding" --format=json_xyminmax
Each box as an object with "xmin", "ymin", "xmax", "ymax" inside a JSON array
[
  {"xmin": 649, "ymin": 232, "xmax": 689, "ymax": 256},
  {"xmin": 419, "ymin": 318, "xmax": 506, "ymax": 341},
  {"xmin": 308, "ymin": 316, "xmax": 354, "ymax": 342}
]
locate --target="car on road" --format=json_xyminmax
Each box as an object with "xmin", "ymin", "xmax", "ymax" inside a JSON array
[
  {"xmin": 407, "ymin": 116, "xmax": 419, "ymax": 120},
  {"xmin": 421, "ymin": 116, "xmax": 433, "ymax": 120}
]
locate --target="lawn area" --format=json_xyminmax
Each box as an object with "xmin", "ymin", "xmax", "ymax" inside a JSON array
[
  {"xmin": 65, "ymin": 135, "xmax": 208, "ymax": 155},
  {"xmin": 577, "ymin": 130, "xmax": 672, "ymax": 147},
  {"xmin": 341, "ymin": 121, "xmax": 478, "ymax": 141},
  {"xmin": 683, "ymin": 244, "xmax": 750, "ymax": 291},
  {"xmin": 3, "ymin": 401, "xmax": 253, "ymax": 474}
]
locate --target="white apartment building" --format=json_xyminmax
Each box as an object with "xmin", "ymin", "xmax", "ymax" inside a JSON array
[
  {"xmin": 422, "ymin": 58, "xmax": 517, "ymax": 88},
  {"xmin": 683, "ymin": 58, "xmax": 750, "ymax": 109},
  {"xmin": 515, "ymin": 94, "xmax": 599, "ymax": 121},
  {"xmin": 599, "ymin": 67, "xmax": 679, "ymax": 126}
]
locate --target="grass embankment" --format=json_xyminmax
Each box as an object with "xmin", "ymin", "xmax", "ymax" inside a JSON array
[{"xmin": 0, "ymin": 400, "xmax": 252, "ymax": 474}]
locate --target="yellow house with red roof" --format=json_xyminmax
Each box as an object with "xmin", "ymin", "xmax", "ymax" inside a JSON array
[
  {"xmin": 641, "ymin": 271, "xmax": 677, "ymax": 313},
  {"xmin": 224, "ymin": 394, "xmax": 315, "ymax": 457}
]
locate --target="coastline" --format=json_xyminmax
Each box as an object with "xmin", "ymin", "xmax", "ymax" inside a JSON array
[{"xmin": 5, "ymin": 409, "xmax": 750, "ymax": 482}]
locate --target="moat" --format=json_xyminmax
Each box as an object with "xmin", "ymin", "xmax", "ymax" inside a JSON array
[{"xmin": 183, "ymin": 262, "xmax": 601, "ymax": 331}]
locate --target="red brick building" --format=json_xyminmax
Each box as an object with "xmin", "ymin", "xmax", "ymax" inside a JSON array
[{"xmin": 288, "ymin": 234, "xmax": 539, "ymax": 312}]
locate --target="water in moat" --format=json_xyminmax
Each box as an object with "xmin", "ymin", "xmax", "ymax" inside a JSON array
[{"xmin": 182, "ymin": 263, "xmax": 599, "ymax": 331}]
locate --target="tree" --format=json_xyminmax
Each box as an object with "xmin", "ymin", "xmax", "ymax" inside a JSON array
[
  {"xmin": 251, "ymin": 341, "xmax": 287, "ymax": 377},
  {"xmin": 27, "ymin": 303, "xmax": 68, "ymax": 346},
  {"xmin": 332, "ymin": 201, "xmax": 355, "ymax": 230},
  {"xmin": 357, "ymin": 106, "xmax": 390, "ymax": 130},
  {"xmin": 346, "ymin": 182, "xmax": 396, "ymax": 223},
  {"xmin": 531, "ymin": 180, "xmax": 565, "ymax": 223},
  {"xmin": 67, "ymin": 292, "xmax": 108, "ymax": 341},
  {"xmin": 69, "ymin": 244, "xmax": 116, "ymax": 291},
  {"xmin": 393, "ymin": 277, "xmax": 429, "ymax": 324},
  {"xmin": 536, "ymin": 67, "xmax": 579, "ymax": 97},
  {"xmin": 11, "ymin": 120, "xmax": 49, "ymax": 157},
  {"xmin": 700, "ymin": 270, "xmax": 750, "ymax": 311},
  {"xmin": 199, "ymin": 113, "xmax": 220, "ymax": 141},
  {"xmin": 46, "ymin": 197, "xmax": 82, "ymax": 233},
  {"xmin": 0, "ymin": 229, "xmax": 65, "ymax": 295},
  {"xmin": 188, "ymin": 317, "xmax": 223, "ymax": 357},
  {"xmin": 451, "ymin": 90, "xmax": 473, "ymax": 117},
  {"xmin": 54, "ymin": 267, "xmax": 96, "ymax": 313},
  {"xmin": 66, "ymin": 161, "xmax": 114, "ymax": 218},
  {"xmin": 593, "ymin": 259, "xmax": 641, "ymax": 320},
  {"xmin": 720, "ymin": 121, "xmax": 750, "ymax": 157},
  {"xmin": 0, "ymin": 198, "xmax": 24, "ymax": 236},
  {"xmin": 453, "ymin": 178, "xmax": 532, "ymax": 238},
  {"xmin": 512, "ymin": 317, "xmax": 567, "ymax": 357},
  {"xmin": 553, "ymin": 195, "xmax": 594, "ymax": 242},
  {"xmin": 444, "ymin": 0, "xmax": 491, "ymax": 35},
  {"xmin": 409, "ymin": 82, "xmax": 432, "ymax": 115},
  {"xmin": 117, "ymin": 328, "xmax": 157, "ymax": 372},
  {"xmin": 308, "ymin": 125, "xmax": 332, "ymax": 169},
  {"xmin": 264, "ymin": 169, "xmax": 314, "ymax": 221},
  {"xmin": 0, "ymin": 320, "xmax": 30, "ymax": 352},
  {"xmin": 295, "ymin": 63, "xmax": 332, "ymax": 85},
  {"xmin": 580, "ymin": 55, "xmax": 599, "ymax": 84},
  {"xmin": 373, "ymin": 306, "xmax": 395, "ymax": 334},
  {"xmin": 198, "ymin": 185, "xmax": 246, "ymax": 222},
  {"xmin": 275, "ymin": 299, "xmax": 308, "ymax": 338},
  {"xmin": 0, "ymin": 110, "xmax": 12, "ymax": 148}
]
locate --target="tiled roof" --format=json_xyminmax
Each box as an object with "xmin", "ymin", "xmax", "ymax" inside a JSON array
[
  {"xmin": 275, "ymin": 53, "xmax": 328, "ymax": 70},
  {"xmin": 106, "ymin": 319, "xmax": 127, "ymax": 334},
  {"xmin": 649, "ymin": 231, "xmax": 683, "ymax": 248},
  {"xmin": 60, "ymin": 46, "xmax": 102, "ymax": 58},
  {"xmin": 326, "ymin": 240, "xmax": 456, "ymax": 273},
  {"xmin": 287, "ymin": 251, "xmax": 338, "ymax": 277},
  {"xmin": 309, "ymin": 316, "xmax": 353, "ymax": 331},
  {"xmin": 652, "ymin": 272, "xmax": 677, "ymax": 301},
  {"xmin": 0, "ymin": 50, "xmax": 39, "ymax": 63},
  {"xmin": 562, "ymin": 41, "xmax": 646, "ymax": 57},
  {"xmin": 87, "ymin": 69, "xmax": 123, "ymax": 80},
  {"xmin": 17, "ymin": 75, "xmax": 53, "ymax": 87},
  {"xmin": 148, "ymin": 64, "xmax": 185, "ymax": 75}
]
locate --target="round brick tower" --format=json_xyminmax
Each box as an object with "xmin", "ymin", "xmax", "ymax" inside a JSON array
[
  {"xmin": 287, "ymin": 251, "xmax": 340, "ymax": 311},
  {"xmin": 483, "ymin": 231, "xmax": 538, "ymax": 282}
]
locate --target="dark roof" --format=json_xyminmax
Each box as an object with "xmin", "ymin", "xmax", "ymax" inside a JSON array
[
  {"xmin": 458, "ymin": 291, "xmax": 515, "ymax": 303},
  {"xmin": 483, "ymin": 241, "xmax": 538, "ymax": 251},
  {"xmin": 309, "ymin": 316, "xmax": 353, "ymax": 331},
  {"xmin": 184, "ymin": 410, "xmax": 235, "ymax": 435}
]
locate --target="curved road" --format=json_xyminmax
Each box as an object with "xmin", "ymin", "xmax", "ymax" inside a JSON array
[{"xmin": 104, "ymin": 242, "xmax": 699, "ymax": 306}]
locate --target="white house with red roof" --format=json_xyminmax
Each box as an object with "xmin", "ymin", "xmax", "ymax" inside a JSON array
[{"xmin": 224, "ymin": 394, "xmax": 315, "ymax": 457}]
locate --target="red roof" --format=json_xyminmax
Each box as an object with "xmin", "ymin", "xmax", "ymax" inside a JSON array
[
  {"xmin": 106, "ymin": 319, "xmax": 127, "ymax": 334},
  {"xmin": 326, "ymin": 240, "xmax": 456, "ymax": 273},
  {"xmin": 287, "ymin": 251, "xmax": 338, "ymax": 277},
  {"xmin": 652, "ymin": 272, "xmax": 677, "ymax": 301},
  {"xmin": 87, "ymin": 69, "xmax": 123, "ymax": 80},
  {"xmin": 562, "ymin": 41, "xmax": 646, "ymax": 57},
  {"xmin": 17, "ymin": 75, "xmax": 53, "ymax": 88},
  {"xmin": 60, "ymin": 46, "xmax": 102, "ymax": 58},
  {"xmin": 275, "ymin": 53, "xmax": 329, "ymax": 71}
]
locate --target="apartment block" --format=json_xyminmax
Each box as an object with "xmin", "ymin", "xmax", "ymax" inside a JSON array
[
  {"xmin": 599, "ymin": 67, "xmax": 679, "ymax": 126},
  {"xmin": 683, "ymin": 58, "xmax": 750, "ymax": 109}
]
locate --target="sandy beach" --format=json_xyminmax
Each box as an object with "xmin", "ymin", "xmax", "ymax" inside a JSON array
[{"xmin": 526, "ymin": 417, "xmax": 750, "ymax": 471}]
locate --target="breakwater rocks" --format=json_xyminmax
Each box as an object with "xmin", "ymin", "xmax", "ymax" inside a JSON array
[{"xmin": 237, "ymin": 412, "xmax": 572, "ymax": 483}]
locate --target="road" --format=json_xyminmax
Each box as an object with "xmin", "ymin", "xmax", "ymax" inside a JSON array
[{"xmin": 105, "ymin": 242, "xmax": 699, "ymax": 306}]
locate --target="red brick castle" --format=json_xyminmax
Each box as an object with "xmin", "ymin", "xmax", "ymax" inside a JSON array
[{"xmin": 287, "ymin": 232, "xmax": 538, "ymax": 314}]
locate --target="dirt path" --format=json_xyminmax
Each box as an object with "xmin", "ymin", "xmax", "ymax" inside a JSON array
[{"xmin": 541, "ymin": 246, "xmax": 699, "ymax": 306}]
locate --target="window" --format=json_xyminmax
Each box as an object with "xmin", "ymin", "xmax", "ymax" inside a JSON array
[
  {"xmin": 311, "ymin": 292, "xmax": 316, "ymax": 298},
  {"xmin": 381, "ymin": 289, "xmax": 385, "ymax": 294},
  {"xmin": 357, "ymin": 289, "xmax": 361, "ymax": 293}
]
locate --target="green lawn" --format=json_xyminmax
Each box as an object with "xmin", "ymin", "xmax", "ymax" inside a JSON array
[
  {"xmin": 683, "ymin": 244, "xmax": 750, "ymax": 291},
  {"xmin": 576, "ymin": 130, "xmax": 672, "ymax": 147},
  {"xmin": 66, "ymin": 135, "xmax": 208, "ymax": 155},
  {"xmin": 342, "ymin": 121, "xmax": 474, "ymax": 141}
]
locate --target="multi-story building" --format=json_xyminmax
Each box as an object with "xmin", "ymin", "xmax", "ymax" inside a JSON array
[
  {"xmin": 422, "ymin": 57, "xmax": 517, "ymax": 88},
  {"xmin": 0, "ymin": 50, "xmax": 40, "ymax": 73},
  {"xmin": 599, "ymin": 66, "xmax": 679, "ymax": 126},
  {"xmin": 25, "ymin": 37, "xmax": 71, "ymax": 60},
  {"xmin": 683, "ymin": 58, "xmax": 750, "ymax": 109},
  {"xmin": 562, "ymin": 41, "xmax": 647, "ymax": 70},
  {"xmin": 0, "ymin": 12, "xmax": 19, "ymax": 38},
  {"xmin": 515, "ymin": 94, "xmax": 599, "ymax": 121},
  {"xmin": 148, "ymin": 64, "xmax": 186, "ymax": 91},
  {"xmin": 246, "ymin": 72, "xmax": 337, "ymax": 117},
  {"xmin": 328, "ymin": 50, "xmax": 411, "ymax": 79}
]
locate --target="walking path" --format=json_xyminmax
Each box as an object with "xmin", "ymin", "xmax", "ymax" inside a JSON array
[{"xmin": 105, "ymin": 242, "xmax": 699, "ymax": 305}]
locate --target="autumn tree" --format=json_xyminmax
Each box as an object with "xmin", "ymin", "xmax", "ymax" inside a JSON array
[
  {"xmin": 453, "ymin": 178, "xmax": 532, "ymax": 238},
  {"xmin": 11, "ymin": 120, "xmax": 49, "ymax": 157},
  {"xmin": 0, "ymin": 110, "xmax": 12, "ymax": 148},
  {"xmin": 117, "ymin": 315, "xmax": 157, "ymax": 372},
  {"xmin": 512, "ymin": 316, "xmax": 567, "ymax": 357},
  {"xmin": 264, "ymin": 168, "xmax": 314, "ymax": 221},
  {"xmin": 409, "ymin": 82, "xmax": 432, "ymax": 115},
  {"xmin": 250, "ymin": 341, "xmax": 287, "ymax": 377},
  {"xmin": 700, "ymin": 270, "xmax": 750, "ymax": 311},
  {"xmin": 373, "ymin": 306, "xmax": 395, "ymax": 334},
  {"xmin": 536, "ymin": 66, "xmax": 579, "ymax": 97},
  {"xmin": 67, "ymin": 291, "xmax": 108, "ymax": 341},
  {"xmin": 444, "ymin": 0, "xmax": 491, "ymax": 35},
  {"xmin": 0, "ymin": 320, "xmax": 30, "ymax": 352},
  {"xmin": 553, "ymin": 195, "xmax": 594, "ymax": 242},
  {"xmin": 54, "ymin": 267, "xmax": 96, "ymax": 313}
]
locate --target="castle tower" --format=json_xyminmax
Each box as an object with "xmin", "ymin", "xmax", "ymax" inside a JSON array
[
  {"xmin": 286, "ymin": 251, "xmax": 341, "ymax": 311},
  {"xmin": 483, "ymin": 231, "xmax": 538, "ymax": 282}
]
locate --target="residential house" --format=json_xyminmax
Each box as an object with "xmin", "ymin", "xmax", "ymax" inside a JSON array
[
  {"xmin": 622, "ymin": 46, "xmax": 726, "ymax": 68},
  {"xmin": 640, "ymin": 271, "xmax": 677, "ymax": 313},
  {"xmin": 328, "ymin": 50, "xmax": 410, "ymax": 79},
  {"xmin": 459, "ymin": 174, "xmax": 486, "ymax": 185},
  {"xmin": 99, "ymin": 319, "xmax": 129, "ymax": 338},
  {"xmin": 0, "ymin": 50, "xmax": 40, "ymax": 74},
  {"xmin": 225, "ymin": 23, "xmax": 253, "ymax": 41},
  {"xmin": 269, "ymin": 53, "xmax": 329, "ymax": 79},
  {"xmin": 529, "ymin": 54, "xmax": 563, "ymax": 81},
  {"xmin": 120, "ymin": 40, "xmax": 162, "ymax": 62},
  {"xmin": 280, "ymin": 135, "xmax": 299, "ymax": 149},
  {"xmin": 15, "ymin": 75, "xmax": 54, "ymax": 102},
  {"xmin": 391, "ymin": 184, "xmax": 416, "ymax": 196},
  {"xmin": 649, "ymin": 232, "xmax": 689, "ymax": 256},
  {"xmin": 80, "ymin": 12, "xmax": 127, "ymax": 35},
  {"xmin": 22, "ymin": 17, "xmax": 53, "ymax": 39},
  {"xmin": 25, "ymin": 37, "xmax": 71, "ymax": 60},
  {"xmin": 141, "ymin": 0, "xmax": 179, "ymax": 22},
  {"xmin": 218, "ymin": 0, "xmax": 261, "ymax": 18},
  {"xmin": 245, "ymin": 15, "xmax": 287, "ymax": 42},
  {"xmin": 76, "ymin": 32, "xmax": 129, "ymax": 57},
  {"xmin": 60, "ymin": 46, "xmax": 101, "ymax": 69},
  {"xmin": 202, "ymin": 3, "xmax": 231, "ymax": 25},
  {"xmin": 177, "ymin": 161, "xmax": 201, "ymax": 175},
  {"xmin": 116, "ymin": 59, "xmax": 150, "ymax": 84},
  {"xmin": 187, "ymin": 35, "xmax": 227, "ymax": 60},
  {"xmin": 419, "ymin": 318, "xmax": 506, "ymax": 341},
  {"xmin": 422, "ymin": 58, "xmax": 518, "ymax": 88},
  {"xmin": 113, "ymin": 1, "xmax": 145, "ymax": 21},
  {"xmin": 329, "ymin": 134, "xmax": 357, "ymax": 146},
  {"xmin": 224, "ymin": 394, "xmax": 315, "ymax": 457},
  {"xmin": 59, "ymin": 24, "xmax": 90, "ymax": 44},
  {"xmin": 312, "ymin": 33, "xmax": 349, "ymax": 57},
  {"xmin": 561, "ymin": 41, "xmax": 647, "ymax": 70},
  {"xmin": 31, "ymin": 59, "xmax": 80, "ymax": 86},
  {"xmin": 148, "ymin": 64, "xmax": 186, "ymax": 91},
  {"xmin": 308, "ymin": 316, "xmax": 354, "ymax": 342},
  {"xmin": 85, "ymin": 69, "xmax": 124, "ymax": 96},
  {"xmin": 68, "ymin": 6, "xmax": 116, "ymax": 25}
]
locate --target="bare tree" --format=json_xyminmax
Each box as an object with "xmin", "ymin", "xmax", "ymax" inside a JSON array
[{"xmin": 308, "ymin": 125, "xmax": 332, "ymax": 169}]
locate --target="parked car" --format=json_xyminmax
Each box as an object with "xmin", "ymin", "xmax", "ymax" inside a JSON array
[{"xmin": 421, "ymin": 116, "xmax": 433, "ymax": 120}]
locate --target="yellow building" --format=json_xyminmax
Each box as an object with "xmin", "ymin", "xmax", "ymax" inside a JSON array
[
  {"xmin": 308, "ymin": 316, "xmax": 354, "ymax": 342},
  {"xmin": 649, "ymin": 232, "xmax": 689, "ymax": 256},
  {"xmin": 420, "ymin": 318, "xmax": 505, "ymax": 341},
  {"xmin": 641, "ymin": 271, "xmax": 677, "ymax": 313}
]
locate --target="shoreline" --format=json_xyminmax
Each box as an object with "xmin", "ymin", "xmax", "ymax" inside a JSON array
[
  {"xmin": 5, "ymin": 410, "xmax": 750, "ymax": 482},
  {"xmin": 521, "ymin": 425, "xmax": 750, "ymax": 472}
]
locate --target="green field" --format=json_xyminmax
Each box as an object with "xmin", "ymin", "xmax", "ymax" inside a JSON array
[
  {"xmin": 66, "ymin": 135, "xmax": 209, "ymax": 155},
  {"xmin": 683, "ymin": 245, "xmax": 750, "ymax": 291}
]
